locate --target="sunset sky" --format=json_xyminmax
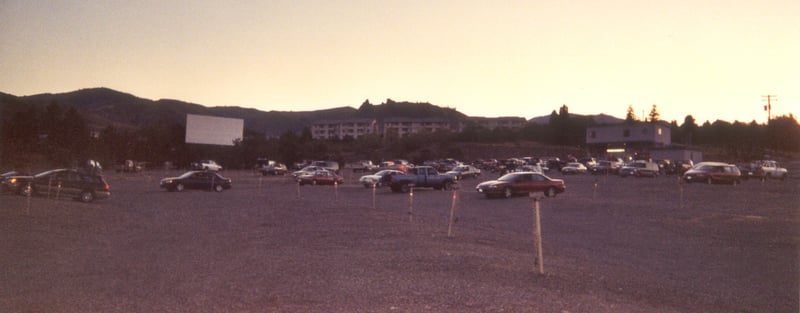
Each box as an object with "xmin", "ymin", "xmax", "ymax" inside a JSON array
[{"xmin": 2, "ymin": 0, "xmax": 798, "ymax": 124}]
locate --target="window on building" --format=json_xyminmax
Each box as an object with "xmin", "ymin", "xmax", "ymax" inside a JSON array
[{"xmin": 657, "ymin": 127, "xmax": 662, "ymax": 135}]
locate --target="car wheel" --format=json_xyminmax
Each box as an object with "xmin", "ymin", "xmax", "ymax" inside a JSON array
[
  {"xmin": 732, "ymin": 179, "xmax": 739, "ymax": 186},
  {"xmin": 545, "ymin": 187, "xmax": 557, "ymax": 198},
  {"xmin": 400, "ymin": 184, "xmax": 410, "ymax": 193},
  {"xmin": 363, "ymin": 183, "xmax": 371, "ymax": 188},
  {"xmin": 706, "ymin": 177, "xmax": 713, "ymax": 185},
  {"xmin": 214, "ymin": 184, "xmax": 223, "ymax": 192},
  {"xmin": 176, "ymin": 183, "xmax": 185, "ymax": 192},
  {"xmin": 503, "ymin": 187, "xmax": 512, "ymax": 198},
  {"xmin": 20, "ymin": 185, "xmax": 34, "ymax": 197},
  {"xmin": 443, "ymin": 181, "xmax": 452, "ymax": 191},
  {"xmin": 312, "ymin": 180, "xmax": 317, "ymax": 186},
  {"xmin": 80, "ymin": 191, "xmax": 94, "ymax": 203}
]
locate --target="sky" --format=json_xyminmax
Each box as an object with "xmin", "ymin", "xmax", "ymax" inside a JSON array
[{"xmin": 1, "ymin": 0, "xmax": 798, "ymax": 124}]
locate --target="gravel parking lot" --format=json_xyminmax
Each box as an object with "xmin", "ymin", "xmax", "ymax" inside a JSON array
[{"xmin": 1, "ymin": 167, "xmax": 798, "ymax": 312}]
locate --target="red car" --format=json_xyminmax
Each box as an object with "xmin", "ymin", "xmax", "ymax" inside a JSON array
[
  {"xmin": 297, "ymin": 170, "xmax": 344, "ymax": 186},
  {"xmin": 476, "ymin": 172, "xmax": 566, "ymax": 198}
]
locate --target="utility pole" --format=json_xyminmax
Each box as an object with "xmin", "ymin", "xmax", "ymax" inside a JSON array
[{"xmin": 762, "ymin": 95, "xmax": 777, "ymax": 124}]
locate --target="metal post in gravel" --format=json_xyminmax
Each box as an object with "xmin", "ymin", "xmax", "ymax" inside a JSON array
[
  {"xmin": 447, "ymin": 189, "xmax": 458, "ymax": 237},
  {"xmin": 296, "ymin": 179, "xmax": 301, "ymax": 199},
  {"xmin": 372, "ymin": 182, "xmax": 377, "ymax": 210},
  {"xmin": 408, "ymin": 187, "xmax": 414, "ymax": 222},
  {"xmin": 25, "ymin": 182, "xmax": 31, "ymax": 215},
  {"xmin": 334, "ymin": 180, "xmax": 339, "ymax": 203},
  {"xmin": 531, "ymin": 194, "xmax": 544, "ymax": 274},
  {"xmin": 56, "ymin": 182, "xmax": 62, "ymax": 201}
]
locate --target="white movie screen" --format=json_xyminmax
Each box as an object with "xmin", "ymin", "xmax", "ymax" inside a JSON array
[{"xmin": 185, "ymin": 114, "xmax": 244, "ymax": 146}]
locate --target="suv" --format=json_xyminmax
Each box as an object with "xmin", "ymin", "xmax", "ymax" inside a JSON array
[
  {"xmin": 752, "ymin": 160, "xmax": 788, "ymax": 181},
  {"xmin": 682, "ymin": 162, "xmax": 741, "ymax": 185},
  {"xmin": 15, "ymin": 168, "xmax": 111, "ymax": 202}
]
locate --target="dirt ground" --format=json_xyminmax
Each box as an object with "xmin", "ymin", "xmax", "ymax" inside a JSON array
[{"xmin": 1, "ymin": 166, "xmax": 798, "ymax": 312}]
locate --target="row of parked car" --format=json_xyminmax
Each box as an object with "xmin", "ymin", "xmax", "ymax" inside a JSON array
[{"xmin": 0, "ymin": 159, "xmax": 238, "ymax": 203}]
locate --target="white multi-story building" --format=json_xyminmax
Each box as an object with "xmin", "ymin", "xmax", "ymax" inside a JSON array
[
  {"xmin": 382, "ymin": 118, "xmax": 455, "ymax": 137},
  {"xmin": 465, "ymin": 117, "xmax": 527, "ymax": 130},
  {"xmin": 311, "ymin": 116, "xmax": 528, "ymax": 139},
  {"xmin": 311, "ymin": 119, "xmax": 377, "ymax": 140}
]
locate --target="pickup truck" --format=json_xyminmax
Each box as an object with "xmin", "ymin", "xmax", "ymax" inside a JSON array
[
  {"xmin": 389, "ymin": 166, "xmax": 457, "ymax": 193},
  {"xmin": 753, "ymin": 160, "xmax": 788, "ymax": 180}
]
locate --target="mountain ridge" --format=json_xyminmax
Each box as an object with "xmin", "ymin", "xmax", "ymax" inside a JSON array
[{"xmin": 1, "ymin": 87, "xmax": 623, "ymax": 136}]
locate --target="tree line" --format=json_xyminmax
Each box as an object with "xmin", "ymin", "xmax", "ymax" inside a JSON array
[{"xmin": 2, "ymin": 102, "xmax": 798, "ymax": 171}]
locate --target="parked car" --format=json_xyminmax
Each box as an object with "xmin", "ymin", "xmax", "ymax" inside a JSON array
[
  {"xmin": 476, "ymin": 172, "xmax": 566, "ymax": 198},
  {"xmin": 191, "ymin": 160, "xmax": 223, "ymax": 171},
  {"xmin": 736, "ymin": 163, "xmax": 757, "ymax": 180},
  {"xmin": 160, "ymin": 170, "xmax": 232, "ymax": 192},
  {"xmin": 255, "ymin": 159, "xmax": 288, "ymax": 176},
  {"xmin": 14, "ymin": 168, "xmax": 111, "ymax": 202},
  {"xmin": 579, "ymin": 157, "xmax": 598, "ymax": 168},
  {"xmin": 358, "ymin": 169, "xmax": 404, "ymax": 188},
  {"xmin": 619, "ymin": 161, "xmax": 659, "ymax": 177},
  {"xmin": 590, "ymin": 160, "xmax": 620, "ymax": 175},
  {"xmin": 682, "ymin": 162, "xmax": 741, "ymax": 185},
  {"xmin": 560, "ymin": 162, "xmax": 588, "ymax": 175},
  {"xmin": 389, "ymin": 166, "xmax": 457, "ymax": 193},
  {"xmin": 348, "ymin": 160, "xmax": 378, "ymax": 173},
  {"xmin": 752, "ymin": 160, "xmax": 788, "ymax": 180},
  {"xmin": 291, "ymin": 166, "xmax": 325, "ymax": 178},
  {"xmin": 674, "ymin": 160, "xmax": 694, "ymax": 175},
  {"xmin": 297, "ymin": 169, "xmax": 344, "ymax": 186},
  {"xmin": 445, "ymin": 165, "xmax": 482, "ymax": 180},
  {"xmin": 116, "ymin": 160, "xmax": 143, "ymax": 173},
  {"xmin": 310, "ymin": 160, "xmax": 340, "ymax": 173}
]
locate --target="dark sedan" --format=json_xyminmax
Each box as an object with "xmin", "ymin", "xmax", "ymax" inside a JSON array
[
  {"xmin": 476, "ymin": 172, "xmax": 566, "ymax": 199},
  {"xmin": 160, "ymin": 171, "xmax": 232, "ymax": 192}
]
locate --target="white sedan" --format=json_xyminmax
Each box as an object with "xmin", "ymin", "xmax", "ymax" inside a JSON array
[
  {"xmin": 560, "ymin": 162, "xmax": 588, "ymax": 174},
  {"xmin": 358, "ymin": 170, "xmax": 404, "ymax": 188}
]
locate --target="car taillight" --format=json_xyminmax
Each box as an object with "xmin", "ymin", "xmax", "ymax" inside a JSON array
[{"xmin": 104, "ymin": 184, "xmax": 110, "ymax": 191}]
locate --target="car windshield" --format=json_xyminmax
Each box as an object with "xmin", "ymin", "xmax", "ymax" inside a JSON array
[
  {"xmin": 497, "ymin": 173, "xmax": 522, "ymax": 182},
  {"xmin": 374, "ymin": 170, "xmax": 394, "ymax": 176},
  {"xmin": 177, "ymin": 171, "xmax": 199, "ymax": 179},
  {"xmin": 34, "ymin": 169, "xmax": 62, "ymax": 178}
]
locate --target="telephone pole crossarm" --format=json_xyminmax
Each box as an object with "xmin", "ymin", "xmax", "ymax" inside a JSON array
[{"xmin": 762, "ymin": 95, "xmax": 777, "ymax": 123}]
